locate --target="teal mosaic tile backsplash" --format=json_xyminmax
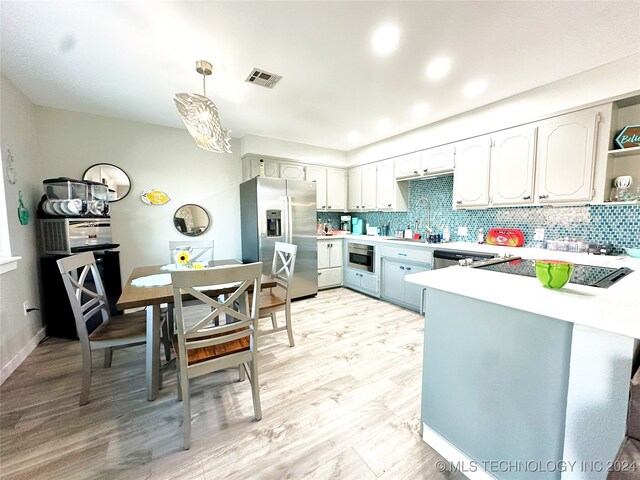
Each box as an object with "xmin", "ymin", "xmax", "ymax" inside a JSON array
[{"xmin": 317, "ymin": 175, "xmax": 640, "ymax": 253}]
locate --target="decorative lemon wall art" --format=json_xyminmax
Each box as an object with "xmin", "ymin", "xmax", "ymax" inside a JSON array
[{"xmin": 141, "ymin": 188, "xmax": 170, "ymax": 205}]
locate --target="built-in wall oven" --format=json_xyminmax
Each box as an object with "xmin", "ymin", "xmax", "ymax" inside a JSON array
[{"xmin": 348, "ymin": 242, "xmax": 375, "ymax": 272}]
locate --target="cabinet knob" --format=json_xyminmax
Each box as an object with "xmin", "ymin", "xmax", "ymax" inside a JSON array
[
  {"xmin": 400, "ymin": 266, "xmax": 405, "ymax": 270},
  {"xmin": 406, "ymin": 267, "xmax": 412, "ymax": 271},
  {"xmin": 321, "ymin": 205, "xmax": 326, "ymax": 208},
  {"xmin": 356, "ymin": 205, "xmax": 360, "ymax": 208},
  {"xmin": 423, "ymin": 169, "xmax": 428, "ymax": 173},
  {"xmin": 362, "ymin": 205, "xmax": 366, "ymax": 208},
  {"xmin": 413, "ymin": 170, "xmax": 419, "ymax": 175},
  {"xmin": 539, "ymin": 194, "xmax": 549, "ymax": 200},
  {"xmin": 387, "ymin": 204, "xmax": 392, "ymax": 207},
  {"xmin": 522, "ymin": 195, "xmax": 531, "ymax": 200},
  {"xmin": 327, "ymin": 205, "xmax": 332, "ymax": 209},
  {"xmin": 456, "ymin": 200, "xmax": 463, "ymax": 205},
  {"xmin": 318, "ymin": 272, "xmax": 322, "ymax": 276}
]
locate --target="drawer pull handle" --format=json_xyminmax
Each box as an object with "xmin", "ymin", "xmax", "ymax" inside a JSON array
[
  {"xmin": 522, "ymin": 195, "xmax": 531, "ymax": 200},
  {"xmin": 398, "ymin": 253, "xmax": 407, "ymax": 256},
  {"xmin": 456, "ymin": 200, "xmax": 463, "ymax": 205},
  {"xmin": 539, "ymin": 194, "xmax": 549, "ymax": 199}
]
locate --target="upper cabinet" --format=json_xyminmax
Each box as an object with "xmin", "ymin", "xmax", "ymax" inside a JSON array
[
  {"xmin": 307, "ymin": 166, "xmax": 346, "ymax": 211},
  {"xmin": 421, "ymin": 144, "xmax": 455, "ymax": 176},
  {"xmin": 376, "ymin": 160, "xmax": 408, "ymax": 211},
  {"xmin": 535, "ymin": 109, "xmax": 599, "ymax": 204},
  {"xmin": 279, "ymin": 163, "xmax": 306, "ymax": 181},
  {"xmin": 350, "ymin": 161, "xmax": 408, "ymax": 212},
  {"xmin": 347, "ymin": 168, "xmax": 363, "ymax": 210},
  {"xmin": 247, "ymin": 158, "xmax": 279, "ymax": 179},
  {"xmin": 490, "ymin": 126, "xmax": 537, "ymax": 206},
  {"xmin": 453, "ymin": 136, "xmax": 491, "ymax": 208},
  {"xmin": 394, "ymin": 146, "xmax": 454, "ymax": 181},
  {"xmin": 394, "ymin": 152, "xmax": 422, "ymax": 180}
]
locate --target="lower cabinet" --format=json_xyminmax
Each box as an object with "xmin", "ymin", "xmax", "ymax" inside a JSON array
[
  {"xmin": 318, "ymin": 239, "xmax": 343, "ymax": 290},
  {"xmin": 381, "ymin": 258, "xmax": 430, "ymax": 311},
  {"xmin": 318, "ymin": 267, "xmax": 342, "ymax": 289},
  {"xmin": 344, "ymin": 268, "xmax": 379, "ymax": 297}
]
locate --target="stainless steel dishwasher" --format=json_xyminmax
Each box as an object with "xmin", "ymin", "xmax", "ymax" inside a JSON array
[{"xmin": 432, "ymin": 249, "xmax": 496, "ymax": 269}]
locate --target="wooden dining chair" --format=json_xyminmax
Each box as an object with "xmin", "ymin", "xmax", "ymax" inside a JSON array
[
  {"xmin": 161, "ymin": 240, "xmax": 215, "ymax": 361},
  {"xmin": 170, "ymin": 262, "xmax": 263, "ymax": 450},
  {"xmin": 57, "ymin": 252, "xmax": 148, "ymax": 406},
  {"xmin": 254, "ymin": 242, "xmax": 298, "ymax": 347},
  {"xmin": 168, "ymin": 240, "xmax": 214, "ymax": 266}
]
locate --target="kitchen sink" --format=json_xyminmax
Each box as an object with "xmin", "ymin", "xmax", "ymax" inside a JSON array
[{"xmin": 387, "ymin": 238, "xmax": 427, "ymax": 243}]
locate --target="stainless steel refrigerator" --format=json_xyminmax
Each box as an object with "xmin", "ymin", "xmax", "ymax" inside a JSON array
[{"xmin": 240, "ymin": 177, "xmax": 318, "ymax": 299}]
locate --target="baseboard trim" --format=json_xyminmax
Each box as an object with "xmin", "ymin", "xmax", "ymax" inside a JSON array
[
  {"xmin": 1, "ymin": 327, "xmax": 46, "ymax": 384},
  {"xmin": 422, "ymin": 422, "xmax": 497, "ymax": 480}
]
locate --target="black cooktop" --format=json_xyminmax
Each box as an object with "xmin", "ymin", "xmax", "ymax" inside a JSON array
[{"xmin": 475, "ymin": 258, "xmax": 633, "ymax": 289}]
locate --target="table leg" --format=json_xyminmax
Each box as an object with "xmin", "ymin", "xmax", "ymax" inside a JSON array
[{"xmin": 146, "ymin": 304, "xmax": 161, "ymax": 401}]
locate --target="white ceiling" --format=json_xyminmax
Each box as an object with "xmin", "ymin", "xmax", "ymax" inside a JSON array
[{"xmin": 2, "ymin": 1, "xmax": 639, "ymax": 151}]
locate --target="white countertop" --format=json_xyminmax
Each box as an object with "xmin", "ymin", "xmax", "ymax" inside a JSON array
[{"xmin": 405, "ymin": 254, "xmax": 640, "ymax": 339}]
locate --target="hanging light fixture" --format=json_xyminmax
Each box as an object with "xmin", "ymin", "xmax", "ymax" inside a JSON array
[{"xmin": 174, "ymin": 60, "xmax": 232, "ymax": 153}]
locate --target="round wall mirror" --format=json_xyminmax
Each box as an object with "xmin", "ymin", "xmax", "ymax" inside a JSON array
[
  {"xmin": 83, "ymin": 163, "xmax": 131, "ymax": 202},
  {"xmin": 174, "ymin": 204, "xmax": 210, "ymax": 236}
]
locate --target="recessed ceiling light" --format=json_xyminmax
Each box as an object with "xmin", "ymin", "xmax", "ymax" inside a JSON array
[
  {"xmin": 348, "ymin": 131, "xmax": 361, "ymax": 142},
  {"xmin": 425, "ymin": 58, "xmax": 451, "ymax": 80},
  {"xmin": 412, "ymin": 103, "xmax": 430, "ymax": 118},
  {"xmin": 464, "ymin": 80, "xmax": 487, "ymax": 97},
  {"xmin": 371, "ymin": 25, "xmax": 400, "ymax": 55},
  {"xmin": 376, "ymin": 119, "xmax": 391, "ymax": 132}
]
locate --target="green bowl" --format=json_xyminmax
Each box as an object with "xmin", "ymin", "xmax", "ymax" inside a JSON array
[
  {"xmin": 535, "ymin": 260, "xmax": 574, "ymax": 289},
  {"xmin": 624, "ymin": 247, "xmax": 640, "ymax": 258}
]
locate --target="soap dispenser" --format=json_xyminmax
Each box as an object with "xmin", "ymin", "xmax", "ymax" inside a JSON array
[{"xmin": 404, "ymin": 225, "xmax": 413, "ymax": 239}]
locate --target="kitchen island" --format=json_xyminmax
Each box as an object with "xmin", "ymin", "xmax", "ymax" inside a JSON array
[{"xmin": 405, "ymin": 253, "xmax": 640, "ymax": 480}]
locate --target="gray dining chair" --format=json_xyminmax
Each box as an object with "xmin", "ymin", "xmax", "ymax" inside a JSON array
[
  {"xmin": 253, "ymin": 242, "xmax": 298, "ymax": 346},
  {"xmin": 57, "ymin": 252, "xmax": 149, "ymax": 405},
  {"xmin": 171, "ymin": 262, "xmax": 263, "ymax": 449}
]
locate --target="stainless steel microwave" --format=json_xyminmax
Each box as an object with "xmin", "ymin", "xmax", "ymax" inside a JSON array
[
  {"xmin": 348, "ymin": 242, "xmax": 375, "ymax": 272},
  {"xmin": 40, "ymin": 218, "xmax": 118, "ymax": 255}
]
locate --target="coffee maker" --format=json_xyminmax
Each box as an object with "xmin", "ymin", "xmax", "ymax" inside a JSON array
[{"xmin": 340, "ymin": 215, "xmax": 352, "ymax": 232}]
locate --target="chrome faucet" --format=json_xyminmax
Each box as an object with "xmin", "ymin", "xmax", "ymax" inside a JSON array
[{"xmin": 417, "ymin": 197, "xmax": 433, "ymax": 235}]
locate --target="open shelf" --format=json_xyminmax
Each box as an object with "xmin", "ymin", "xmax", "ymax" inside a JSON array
[{"xmin": 608, "ymin": 146, "xmax": 640, "ymax": 158}]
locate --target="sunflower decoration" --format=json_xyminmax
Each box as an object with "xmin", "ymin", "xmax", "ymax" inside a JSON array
[{"xmin": 175, "ymin": 250, "xmax": 191, "ymax": 266}]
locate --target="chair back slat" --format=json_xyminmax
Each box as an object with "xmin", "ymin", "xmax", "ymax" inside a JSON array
[
  {"xmin": 57, "ymin": 252, "xmax": 110, "ymax": 346},
  {"xmin": 169, "ymin": 240, "xmax": 214, "ymax": 265},
  {"xmin": 171, "ymin": 262, "xmax": 262, "ymax": 366},
  {"xmin": 271, "ymin": 242, "xmax": 298, "ymax": 290}
]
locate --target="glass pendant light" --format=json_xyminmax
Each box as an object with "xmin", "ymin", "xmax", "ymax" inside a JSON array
[{"xmin": 174, "ymin": 60, "xmax": 232, "ymax": 153}]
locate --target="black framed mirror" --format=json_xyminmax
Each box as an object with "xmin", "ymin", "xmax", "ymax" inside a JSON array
[
  {"xmin": 82, "ymin": 163, "xmax": 131, "ymax": 202},
  {"xmin": 174, "ymin": 204, "xmax": 210, "ymax": 236}
]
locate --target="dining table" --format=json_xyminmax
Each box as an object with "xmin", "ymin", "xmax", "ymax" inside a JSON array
[{"xmin": 116, "ymin": 260, "xmax": 275, "ymax": 401}]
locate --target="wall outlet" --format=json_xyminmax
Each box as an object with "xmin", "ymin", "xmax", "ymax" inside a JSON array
[
  {"xmin": 458, "ymin": 226, "xmax": 468, "ymax": 236},
  {"xmin": 534, "ymin": 228, "xmax": 545, "ymax": 241}
]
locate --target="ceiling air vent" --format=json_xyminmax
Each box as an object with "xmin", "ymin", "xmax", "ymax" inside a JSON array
[{"xmin": 245, "ymin": 68, "xmax": 282, "ymax": 88}]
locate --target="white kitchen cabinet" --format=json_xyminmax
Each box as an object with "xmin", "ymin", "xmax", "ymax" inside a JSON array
[
  {"xmin": 308, "ymin": 166, "xmax": 346, "ymax": 211},
  {"xmin": 326, "ymin": 168, "xmax": 346, "ymax": 211},
  {"xmin": 376, "ymin": 160, "xmax": 409, "ymax": 211},
  {"xmin": 453, "ymin": 136, "xmax": 491, "ymax": 208},
  {"xmin": 490, "ymin": 126, "xmax": 537, "ymax": 206},
  {"xmin": 347, "ymin": 165, "xmax": 376, "ymax": 211},
  {"xmin": 347, "ymin": 168, "xmax": 362, "ymax": 210},
  {"xmin": 361, "ymin": 164, "xmax": 377, "ymax": 210},
  {"xmin": 279, "ymin": 163, "xmax": 306, "ymax": 181},
  {"xmin": 247, "ymin": 158, "xmax": 279, "ymax": 179},
  {"xmin": 344, "ymin": 268, "xmax": 379, "ymax": 297},
  {"xmin": 317, "ymin": 239, "xmax": 343, "ymax": 289},
  {"xmin": 394, "ymin": 152, "xmax": 422, "ymax": 179},
  {"xmin": 306, "ymin": 165, "xmax": 327, "ymax": 208},
  {"xmin": 535, "ymin": 109, "xmax": 599, "ymax": 204},
  {"xmin": 421, "ymin": 144, "xmax": 455, "ymax": 176}
]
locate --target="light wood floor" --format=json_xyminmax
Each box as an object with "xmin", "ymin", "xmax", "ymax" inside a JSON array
[{"xmin": 0, "ymin": 288, "xmax": 466, "ymax": 480}]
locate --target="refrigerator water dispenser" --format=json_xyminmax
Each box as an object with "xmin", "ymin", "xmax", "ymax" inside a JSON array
[{"xmin": 266, "ymin": 210, "xmax": 282, "ymax": 237}]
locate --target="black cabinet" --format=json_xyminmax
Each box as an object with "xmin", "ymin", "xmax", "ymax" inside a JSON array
[{"xmin": 40, "ymin": 251, "xmax": 122, "ymax": 339}]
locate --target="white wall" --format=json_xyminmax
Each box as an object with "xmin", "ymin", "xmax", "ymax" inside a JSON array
[
  {"xmin": 0, "ymin": 74, "xmax": 45, "ymax": 382},
  {"xmin": 35, "ymin": 107, "xmax": 244, "ymax": 282},
  {"xmin": 240, "ymin": 134, "xmax": 346, "ymax": 167},
  {"xmin": 347, "ymin": 53, "xmax": 640, "ymax": 166}
]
